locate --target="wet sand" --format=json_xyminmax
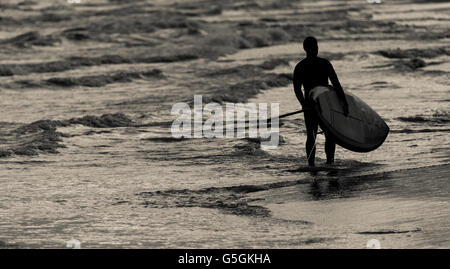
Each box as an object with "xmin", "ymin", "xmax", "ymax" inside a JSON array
[
  {"xmin": 0, "ymin": 0, "xmax": 449, "ymax": 248},
  {"xmin": 251, "ymin": 164, "xmax": 450, "ymax": 248}
]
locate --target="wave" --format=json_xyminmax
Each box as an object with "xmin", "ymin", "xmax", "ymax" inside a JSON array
[
  {"xmin": 8, "ymin": 70, "xmax": 163, "ymax": 89},
  {"xmin": 377, "ymin": 47, "xmax": 449, "ymax": 59},
  {"xmin": 0, "ymin": 31, "xmax": 60, "ymax": 48},
  {"xmin": 397, "ymin": 111, "xmax": 450, "ymax": 124},
  {"xmin": 136, "ymin": 164, "xmax": 450, "ymax": 217},
  {"xmin": 391, "ymin": 128, "xmax": 450, "ymax": 134},
  {"xmin": 208, "ymin": 73, "xmax": 292, "ymax": 103},
  {"xmin": 204, "ymin": 59, "xmax": 290, "ymax": 78},
  {"xmin": 0, "ymin": 113, "xmax": 135, "ymax": 158},
  {"xmin": 357, "ymin": 228, "xmax": 422, "ymax": 235},
  {"xmin": 137, "ymin": 179, "xmax": 297, "ymax": 217},
  {"xmin": 0, "ymin": 55, "xmax": 195, "ymax": 76},
  {"xmin": 142, "ymin": 137, "xmax": 188, "ymax": 143}
]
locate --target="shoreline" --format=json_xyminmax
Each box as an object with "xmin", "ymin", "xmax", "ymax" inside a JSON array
[{"xmin": 250, "ymin": 163, "xmax": 450, "ymax": 248}]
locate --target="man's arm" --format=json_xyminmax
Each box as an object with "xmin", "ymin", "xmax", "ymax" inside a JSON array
[
  {"xmin": 328, "ymin": 62, "xmax": 349, "ymax": 115},
  {"xmin": 293, "ymin": 64, "xmax": 306, "ymax": 108}
]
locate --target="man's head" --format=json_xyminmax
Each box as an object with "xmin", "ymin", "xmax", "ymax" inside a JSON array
[{"xmin": 303, "ymin": 36, "xmax": 318, "ymax": 57}]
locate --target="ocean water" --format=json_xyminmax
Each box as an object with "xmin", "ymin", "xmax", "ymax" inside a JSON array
[{"xmin": 0, "ymin": 0, "xmax": 448, "ymax": 248}]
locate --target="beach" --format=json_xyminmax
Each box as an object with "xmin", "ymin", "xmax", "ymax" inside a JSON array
[{"xmin": 0, "ymin": 0, "xmax": 449, "ymax": 248}]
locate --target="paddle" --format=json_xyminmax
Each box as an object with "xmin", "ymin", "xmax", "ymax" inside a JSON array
[
  {"xmin": 133, "ymin": 109, "xmax": 307, "ymax": 128},
  {"xmin": 235, "ymin": 109, "xmax": 306, "ymax": 124},
  {"xmin": 229, "ymin": 109, "xmax": 308, "ymax": 129},
  {"xmin": 276, "ymin": 109, "xmax": 306, "ymax": 120}
]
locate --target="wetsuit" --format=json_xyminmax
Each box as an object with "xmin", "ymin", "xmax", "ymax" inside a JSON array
[{"xmin": 293, "ymin": 56, "xmax": 348, "ymax": 166}]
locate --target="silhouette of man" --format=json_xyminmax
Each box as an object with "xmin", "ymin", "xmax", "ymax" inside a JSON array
[{"xmin": 293, "ymin": 36, "xmax": 348, "ymax": 167}]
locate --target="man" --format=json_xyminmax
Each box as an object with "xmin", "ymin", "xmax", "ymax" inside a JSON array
[{"xmin": 293, "ymin": 36, "xmax": 348, "ymax": 167}]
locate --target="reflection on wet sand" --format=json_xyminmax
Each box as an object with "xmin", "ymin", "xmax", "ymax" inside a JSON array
[{"xmin": 256, "ymin": 165, "xmax": 449, "ymax": 248}]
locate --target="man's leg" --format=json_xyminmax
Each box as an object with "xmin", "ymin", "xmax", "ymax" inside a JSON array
[
  {"xmin": 304, "ymin": 111, "xmax": 319, "ymax": 167},
  {"xmin": 324, "ymin": 132, "xmax": 336, "ymax": 164}
]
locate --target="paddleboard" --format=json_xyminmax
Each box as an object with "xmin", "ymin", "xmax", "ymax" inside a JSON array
[{"xmin": 310, "ymin": 85, "xmax": 389, "ymax": 152}]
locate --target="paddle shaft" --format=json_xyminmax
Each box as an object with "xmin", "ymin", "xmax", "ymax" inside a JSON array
[
  {"xmin": 132, "ymin": 109, "xmax": 307, "ymax": 128},
  {"xmin": 231, "ymin": 109, "xmax": 306, "ymax": 126},
  {"xmin": 277, "ymin": 109, "xmax": 305, "ymax": 120}
]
